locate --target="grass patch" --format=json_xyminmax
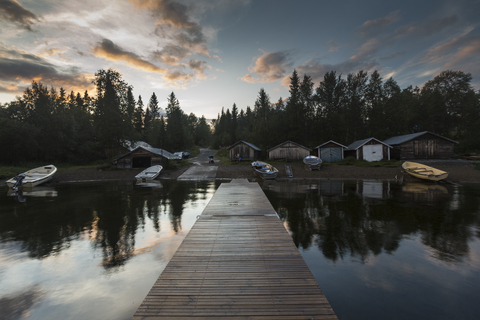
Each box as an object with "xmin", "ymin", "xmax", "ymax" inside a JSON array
[{"xmin": 327, "ymin": 156, "xmax": 401, "ymax": 168}]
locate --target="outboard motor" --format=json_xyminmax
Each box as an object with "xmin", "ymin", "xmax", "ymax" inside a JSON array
[{"xmin": 12, "ymin": 173, "xmax": 26, "ymax": 191}]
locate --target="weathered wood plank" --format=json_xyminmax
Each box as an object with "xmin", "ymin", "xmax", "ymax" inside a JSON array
[{"xmin": 132, "ymin": 179, "xmax": 337, "ymax": 319}]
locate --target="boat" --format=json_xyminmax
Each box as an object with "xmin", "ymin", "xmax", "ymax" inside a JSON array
[
  {"xmin": 5, "ymin": 165, "xmax": 57, "ymax": 189},
  {"xmin": 303, "ymin": 155, "xmax": 322, "ymax": 170},
  {"xmin": 135, "ymin": 165, "xmax": 163, "ymax": 182},
  {"xmin": 401, "ymin": 161, "xmax": 448, "ymax": 182},
  {"xmin": 251, "ymin": 161, "xmax": 279, "ymax": 180}
]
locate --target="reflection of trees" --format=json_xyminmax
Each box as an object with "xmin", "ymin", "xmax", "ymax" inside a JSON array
[
  {"xmin": 263, "ymin": 181, "xmax": 480, "ymax": 264},
  {"xmin": 0, "ymin": 180, "xmax": 215, "ymax": 270},
  {"xmin": 0, "ymin": 285, "xmax": 43, "ymax": 320}
]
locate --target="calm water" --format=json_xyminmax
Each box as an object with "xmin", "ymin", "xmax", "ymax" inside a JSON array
[{"xmin": 1, "ymin": 179, "xmax": 479, "ymax": 319}]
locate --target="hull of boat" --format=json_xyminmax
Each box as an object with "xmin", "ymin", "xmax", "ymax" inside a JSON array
[
  {"xmin": 402, "ymin": 161, "xmax": 448, "ymax": 181},
  {"xmin": 252, "ymin": 161, "xmax": 279, "ymax": 180},
  {"xmin": 135, "ymin": 165, "xmax": 163, "ymax": 181},
  {"xmin": 5, "ymin": 165, "xmax": 57, "ymax": 188},
  {"xmin": 303, "ymin": 156, "xmax": 322, "ymax": 170}
]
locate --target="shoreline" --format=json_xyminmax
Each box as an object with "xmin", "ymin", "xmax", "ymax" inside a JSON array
[{"xmin": 2, "ymin": 160, "xmax": 479, "ymax": 186}]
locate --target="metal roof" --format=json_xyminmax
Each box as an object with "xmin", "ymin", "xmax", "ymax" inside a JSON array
[
  {"xmin": 314, "ymin": 140, "xmax": 347, "ymax": 149},
  {"xmin": 114, "ymin": 146, "xmax": 176, "ymax": 161},
  {"xmin": 383, "ymin": 131, "xmax": 458, "ymax": 145},
  {"xmin": 227, "ymin": 140, "xmax": 261, "ymax": 151},
  {"xmin": 267, "ymin": 140, "xmax": 312, "ymax": 152},
  {"xmin": 345, "ymin": 137, "xmax": 392, "ymax": 151}
]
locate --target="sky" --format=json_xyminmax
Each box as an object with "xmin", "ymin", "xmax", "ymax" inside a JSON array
[{"xmin": 1, "ymin": 0, "xmax": 480, "ymax": 119}]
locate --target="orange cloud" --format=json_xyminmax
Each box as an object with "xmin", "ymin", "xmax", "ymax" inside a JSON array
[
  {"xmin": 242, "ymin": 50, "xmax": 293, "ymax": 84},
  {"xmin": 93, "ymin": 39, "xmax": 166, "ymax": 74}
]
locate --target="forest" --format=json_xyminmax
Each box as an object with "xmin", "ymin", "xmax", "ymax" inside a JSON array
[
  {"xmin": 0, "ymin": 68, "xmax": 479, "ymax": 165},
  {"xmin": 212, "ymin": 69, "xmax": 480, "ymax": 154}
]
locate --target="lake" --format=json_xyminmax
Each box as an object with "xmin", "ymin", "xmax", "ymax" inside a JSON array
[{"xmin": 1, "ymin": 179, "xmax": 479, "ymax": 319}]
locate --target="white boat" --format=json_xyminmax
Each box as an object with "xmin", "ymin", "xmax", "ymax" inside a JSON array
[
  {"xmin": 251, "ymin": 161, "xmax": 279, "ymax": 180},
  {"xmin": 5, "ymin": 165, "xmax": 57, "ymax": 189},
  {"xmin": 135, "ymin": 165, "xmax": 163, "ymax": 181},
  {"xmin": 303, "ymin": 155, "xmax": 322, "ymax": 170}
]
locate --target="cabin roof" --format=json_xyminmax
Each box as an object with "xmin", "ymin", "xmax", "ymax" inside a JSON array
[
  {"xmin": 314, "ymin": 140, "xmax": 347, "ymax": 149},
  {"xmin": 383, "ymin": 131, "xmax": 458, "ymax": 145},
  {"xmin": 345, "ymin": 137, "xmax": 392, "ymax": 151},
  {"xmin": 114, "ymin": 146, "xmax": 175, "ymax": 161},
  {"xmin": 227, "ymin": 140, "xmax": 261, "ymax": 151},
  {"xmin": 267, "ymin": 140, "xmax": 312, "ymax": 152}
]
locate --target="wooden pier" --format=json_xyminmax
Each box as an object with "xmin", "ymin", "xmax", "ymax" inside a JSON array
[{"xmin": 133, "ymin": 179, "xmax": 337, "ymax": 319}]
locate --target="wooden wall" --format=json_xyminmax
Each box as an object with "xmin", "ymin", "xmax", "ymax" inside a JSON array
[
  {"xmin": 229, "ymin": 142, "xmax": 259, "ymax": 161},
  {"xmin": 391, "ymin": 133, "xmax": 455, "ymax": 159},
  {"xmin": 268, "ymin": 142, "xmax": 310, "ymax": 160},
  {"xmin": 116, "ymin": 149, "xmax": 168, "ymax": 168}
]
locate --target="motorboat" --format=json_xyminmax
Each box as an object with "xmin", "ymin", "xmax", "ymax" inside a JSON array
[
  {"xmin": 135, "ymin": 165, "xmax": 163, "ymax": 182},
  {"xmin": 402, "ymin": 161, "xmax": 448, "ymax": 182},
  {"xmin": 251, "ymin": 161, "xmax": 279, "ymax": 180},
  {"xmin": 5, "ymin": 165, "xmax": 57, "ymax": 189},
  {"xmin": 303, "ymin": 155, "xmax": 322, "ymax": 170}
]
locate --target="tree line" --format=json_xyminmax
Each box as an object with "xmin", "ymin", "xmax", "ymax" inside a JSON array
[
  {"xmin": 212, "ymin": 69, "xmax": 480, "ymax": 154},
  {"xmin": 1, "ymin": 68, "xmax": 478, "ymax": 165},
  {"xmin": 0, "ymin": 69, "xmax": 211, "ymax": 164}
]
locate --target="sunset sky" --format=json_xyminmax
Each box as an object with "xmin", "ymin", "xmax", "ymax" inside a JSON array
[{"xmin": 1, "ymin": 0, "xmax": 479, "ymax": 118}]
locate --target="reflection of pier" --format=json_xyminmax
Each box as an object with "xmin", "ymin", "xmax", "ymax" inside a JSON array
[{"xmin": 133, "ymin": 179, "xmax": 337, "ymax": 319}]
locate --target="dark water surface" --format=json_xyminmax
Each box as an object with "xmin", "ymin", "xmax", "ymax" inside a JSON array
[
  {"xmin": 1, "ymin": 179, "xmax": 479, "ymax": 319},
  {"xmin": 261, "ymin": 180, "xmax": 480, "ymax": 320}
]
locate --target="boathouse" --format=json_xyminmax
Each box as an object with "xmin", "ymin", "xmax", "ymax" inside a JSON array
[
  {"xmin": 267, "ymin": 140, "xmax": 311, "ymax": 161},
  {"xmin": 114, "ymin": 146, "xmax": 174, "ymax": 168},
  {"xmin": 383, "ymin": 131, "xmax": 458, "ymax": 160},
  {"xmin": 227, "ymin": 140, "xmax": 261, "ymax": 161},
  {"xmin": 314, "ymin": 140, "xmax": 347, "ymax": 162},
  {"xmin": 344, "ymin": 138, "xmax": 392, "ymax": 162}
]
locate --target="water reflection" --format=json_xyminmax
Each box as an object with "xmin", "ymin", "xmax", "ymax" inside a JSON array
[
  {"xmin": 261, "ymin": 180, "xmax": 480, "ymax": 264},
  {"xmin": 0, "ymin": 180, "xmax": 220, "ymax": 270}
]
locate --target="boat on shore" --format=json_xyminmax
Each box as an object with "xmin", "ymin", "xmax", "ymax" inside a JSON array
[
  {"xmin": 402, "ymin": 161, "xmax": 448, "ymax": 182},
  {"xmin": 303, "ymin": 155, "xmax": 322, "ymax": 170},
  {"xmin": 5, "ymin": 165, "xmax": 57, "ymax": 189},
  {"xmin": 135, "ymin": 165, "xmax": 163, "ymax": 182},
  {"xmin": 251, "ymin": 161, "xmax": 279, "ymax": 180}
]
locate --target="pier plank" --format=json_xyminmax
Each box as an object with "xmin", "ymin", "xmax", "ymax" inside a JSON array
[{"xmin": 132, "ymin": 179, "xmax": 337, "ymax": 319}]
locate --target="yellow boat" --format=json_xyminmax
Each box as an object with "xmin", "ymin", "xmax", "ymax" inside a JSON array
[{"xmin": 402, "ymin": 161, "xmax": 448, "ymax": 181}]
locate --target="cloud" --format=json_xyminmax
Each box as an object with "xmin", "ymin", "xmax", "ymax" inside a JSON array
[
  {"xmin": 327, "ymin": 40, "xmax": 340, "ymax": 52},
  {"xmin": 152, "ymin": 43, "xmax": 190, "ymax": 66},
  {"xmin": 0, "ymin": 46, "xmax": 93, "ymax": 95},
  {"xmin": 0, "ymin": 0, "xmax": 38, "ymax": 31},
  {"xmin": 358, "ymin": 10, "xmax": 400, "ymax": 38},
  {"xmin": 242, "ymin": 50, "xmax": 293, "ymax": 83},
  {"xmin": 188, "ymin": 59, "xmax": 207, "ymax": 79},
  {"xmin": 422, "ymin": 34, "xmax": 480, "ymax": 72},
  {"xmin": 93, "ymin": 39, "xmax": 166, "ymax": 73},
  {"xmin": 130, "ymin": 0, "xmax": 210, "ymax": 56},
  {"xmin": 394, "ymin": 14, "xmax": 458, "ymax": 38}
]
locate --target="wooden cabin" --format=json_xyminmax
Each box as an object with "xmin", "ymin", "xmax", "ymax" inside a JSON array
[
  {"xmin": 114, "ymin": 146, "xmax": 174, "ymax": 168},
  {"xmin": 344, "ymin": 138, "xmax": 392, "ymax": 162},
  {"xmin": 383, "ymin": 131, "xmax": 458, "ymax": 160},
  {"xmin": 267, "ymin": 141, "xmax": 311, "ymax": 161},
  {"xmin": 314, "ymin": 140, "xmax": 347, "ymax": 162},
  {"xmin": 227, "ymin": 140, "xmax": 261, "ymax": 161}
]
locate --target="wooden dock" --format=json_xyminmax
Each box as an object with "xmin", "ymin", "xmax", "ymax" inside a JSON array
[{"xmin": 133, "ymin": 179, "xmax": 337, "ymax": 319}]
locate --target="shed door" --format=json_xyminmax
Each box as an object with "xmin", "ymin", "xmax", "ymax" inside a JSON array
[
  {"xmin": 363, "ymin": 145, "xmax": 383, "ymax": 162},
  {"xmin": 320, "ymin": 147, "xmax": 342, "ymax": 162}
]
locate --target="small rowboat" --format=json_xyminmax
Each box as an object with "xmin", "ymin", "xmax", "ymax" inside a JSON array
[
  {"xmin": 251, "ymin": 161, "xmax": 278, "ymax": 180},
  {"xmin": 135, "ymin": 165, "xmax": 163, "ymax": 181},
  {"xmin": 402, "ymin": 161, "xmax": 448, "ymax": 182},
  {"xmin": 303, "ymin": 155, "xmax": 322, "ymax": 170},
  {"xmin": 6, "ymin": 165, "xmax": 57, "ymax": 189}
]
